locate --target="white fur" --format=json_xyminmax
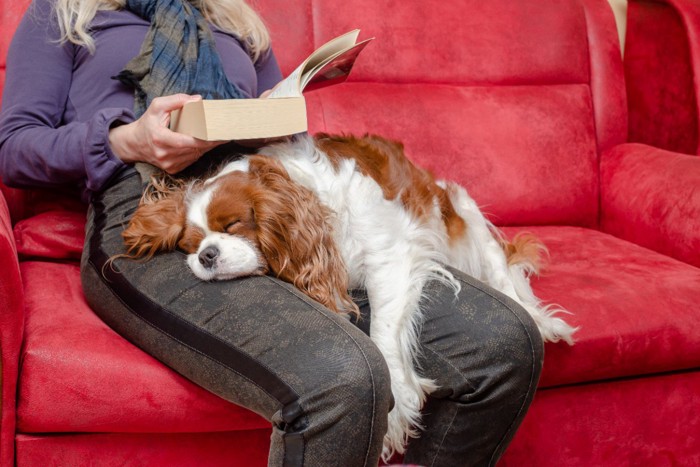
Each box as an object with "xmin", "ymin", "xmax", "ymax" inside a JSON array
[{"xmin": 190, "ymin": 135, "xmax": 575, "ymax": 460}]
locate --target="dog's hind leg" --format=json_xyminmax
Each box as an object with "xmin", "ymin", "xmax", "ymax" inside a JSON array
[
  {"xmin": 443, "ymin": 181, "xmax": 576, "ymax": 344},
  {"xmin": 442, "ymin": 182, "xmax": 522, "ymax": 297}
]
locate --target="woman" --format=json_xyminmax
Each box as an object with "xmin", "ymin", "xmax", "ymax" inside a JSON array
[{"xmin": 0, "ymin": 0, "xmax": 544, "ymax": 465}]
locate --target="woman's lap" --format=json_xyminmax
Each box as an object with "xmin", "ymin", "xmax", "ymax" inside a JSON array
[{"xmin": 81, "ymin": 168, "xmax": 542, "ymax": 466}]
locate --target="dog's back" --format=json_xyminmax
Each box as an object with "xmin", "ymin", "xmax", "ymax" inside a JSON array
[{"xmin": 316, "ymin": 133, "xmax": 467, "ymax": 244}]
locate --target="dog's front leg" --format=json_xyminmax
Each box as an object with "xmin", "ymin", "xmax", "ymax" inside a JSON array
[{"xmin": 363, "ymin": 263, "xmax": 437, "ymax": 461}]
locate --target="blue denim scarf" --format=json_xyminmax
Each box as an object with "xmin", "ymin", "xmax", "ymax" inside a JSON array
[{"xmin": 114, "ymin": 0, "xmax": 245, "ymax": 117}]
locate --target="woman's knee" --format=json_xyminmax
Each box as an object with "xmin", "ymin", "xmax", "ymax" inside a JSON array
[
  {"xmin": 417, "ymin": 271, "xmax": 544, "ymax": 401},
  {"xmin": 272, "ymin": 326, "xmax": 393, "ymax": 466}
]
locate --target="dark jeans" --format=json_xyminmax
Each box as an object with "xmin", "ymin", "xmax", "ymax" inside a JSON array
[{"xmin": 80, "ymin": 168, "xmax": 544, "ymax": 466}]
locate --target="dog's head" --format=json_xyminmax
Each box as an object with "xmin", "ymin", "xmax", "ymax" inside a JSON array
[{"xmin": 121, "ymin": 155, "xmax": 357, "ymax": 315}]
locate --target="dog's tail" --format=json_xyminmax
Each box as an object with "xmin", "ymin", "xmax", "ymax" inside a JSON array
[
  {"xmin": 495, "ymin": 230, "xmax": 578, "ymax": 345},
  {"xmin": 498, "ymin": 231, "xmax": 548, "ymax": 276}
]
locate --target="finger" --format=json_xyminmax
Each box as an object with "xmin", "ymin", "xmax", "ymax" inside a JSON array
[
  {"xmin": 148, "ymin": 147, "xmax": 194, "ymax": 172},
  {"xmin": 152, "ymin": 126, "xmax": 209, "ymax": 151},
  {"xmin": 196, "ymin": 139, "xmax": 228, "ymax": 151},
  {"xmin": 149, "ymin": 94, "xmax": 203, "ymax": 115},
  {"xmin": 160, "ymin": 150, "xmax": 203, "ymax": 174}
]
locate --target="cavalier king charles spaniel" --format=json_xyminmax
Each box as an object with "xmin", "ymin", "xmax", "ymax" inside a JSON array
[{"xmin": 122, "ymin": 133, "xmax": 575, "ymax": 459}]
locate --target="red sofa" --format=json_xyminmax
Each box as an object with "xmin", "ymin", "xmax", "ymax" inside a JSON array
[{"xmin": 2, "ymin": 0, "xmax": 699, "ymax": 465}]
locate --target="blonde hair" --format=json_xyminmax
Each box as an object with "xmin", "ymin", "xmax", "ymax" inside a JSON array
[{"xmin": 53, "ymin": 0, "xmax": 271, "ymax": 60}]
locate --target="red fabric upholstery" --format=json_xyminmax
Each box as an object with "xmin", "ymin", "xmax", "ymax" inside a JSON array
[
  {"xmin": 500, "ymin": 226, "xmax": 700, "ymax": 388},
  {"xmin": 0, "ymin": 195, "xmax": 23, "ymax": 467},
  {"xmin": 16, "ymin": 431, "xmax": 272, "ymax": 467},
  {"xmin": 601, "ymin": 143, "xmax": 700, "ymax": 267},
  {"xmin": 307, "ymin": 84, "xmax": 600, "ymax": 227},
  {"xmin": 14, "ymin": 211, "xmax": 85, "ymax": 260},
  {"xmin": 18, "ymin": 262, "xmax": 269, "ymax": 434},
  {"xmin": 17, "ymin": 228, "xmax": 700, "ymax": 437},
  {"xmin": 262, "ymin": 0, "xmax": 627, "ymax": 226},
  {"xmin": 581, "ymin": 0, "xmax": 628, "ymax": 153},
  {"xmin": 625, "ymin": 0, "xmax": 700, "ymax": 155},
  {"xmin": 501, "ymin": 370, "xmax": 700, "ymax": 466},
  {"xmin": 1, "ymin": 0, "xmax": 699, "ymax": 465}
]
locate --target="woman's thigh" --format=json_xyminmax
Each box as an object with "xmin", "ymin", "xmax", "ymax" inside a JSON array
[{"xmin": 81, "ymin": 169, "xmax": 392, "ymax": 466}]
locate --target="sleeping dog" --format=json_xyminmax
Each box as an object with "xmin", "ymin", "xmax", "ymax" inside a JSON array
[{"xmin": 122, "ymin": 133, "xmax": 575, "ymax": 459}]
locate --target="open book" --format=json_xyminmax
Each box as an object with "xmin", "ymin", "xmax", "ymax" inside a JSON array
[{"xmin": 170, "ymin": 30, "xmax": 373, "ymax": 141}]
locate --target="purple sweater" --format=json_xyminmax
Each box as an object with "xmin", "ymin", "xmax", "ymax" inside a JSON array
[{"xmin": 0, "ymin": 0, "xmax": 282, "ymax": 200}]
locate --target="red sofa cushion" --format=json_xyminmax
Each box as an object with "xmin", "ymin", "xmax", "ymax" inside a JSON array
[
  {"xmin": 13, "ymin": 210, "xmax": 85, "ymax": 260},
  {"xmin": 17, "ymin": 261, "xmax": 270, "ymax": 434},
  {"xmin": 501, "ymin": 226, "xmax": 700, "ymax": 388},
  {"xmin": 256, "ymin": 0, "xmax": 627, "ymax": 227},
  {"xmin": 502, "ymin": 370, "xmax": 700, "ymax": 466},
  {"xmin": 625, "ymin": 0, "xmax": 699, "ymax": 154},
  {"xmin": 260, "ymin": 0, "xmax": 591, "ymax": 84},
  {"xmin": 17, "ymin": 226, "xmax": 700, "ymax": 433}
]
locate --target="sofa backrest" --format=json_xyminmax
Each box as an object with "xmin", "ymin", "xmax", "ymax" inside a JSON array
[
  {"xmin": 0, "ymin": 2, "xmax": 27, "ymax": 89},
  {"xmin": 256, "ymin": 0, "xmax": 627, "ymax": 227},
  {"xmin": 625, "ymin": 0, "xmax": 700, "ymax": 155},
  {"xmin": 0, "ymin": 0, "xmax": 626, "ymax": 227}
]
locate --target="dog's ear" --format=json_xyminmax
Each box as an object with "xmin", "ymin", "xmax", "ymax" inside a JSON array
[
  {"xmin": 248, "ymin": 155, "xmax": 358, "ymax": 317},
  {"xmin": 121, "ymin": 178, "xmax": 188, "ymax": 259}
]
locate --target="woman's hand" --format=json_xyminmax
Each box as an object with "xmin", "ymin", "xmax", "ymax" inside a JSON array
[{"xmin": 109, "ymin": 94, "xmax": 225, "ymax": 174}]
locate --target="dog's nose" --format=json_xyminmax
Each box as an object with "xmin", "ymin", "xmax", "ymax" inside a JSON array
[{"xmin": 198, "ymin": 245, "xmax": 220, "ymax": 269}]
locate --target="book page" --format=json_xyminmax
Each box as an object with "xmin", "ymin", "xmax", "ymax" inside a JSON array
[
  {"xmin": 268, "ymin": 66, "xmax": 305, "ymax": 98},
  {"xmin": 269, "ymin": 30, "xmax": 362, "ymax": 98}
]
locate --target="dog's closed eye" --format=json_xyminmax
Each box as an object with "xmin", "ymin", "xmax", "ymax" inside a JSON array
[{"xmin": 225, "ymin": 220, "xmax": 241, "ymax": 233}]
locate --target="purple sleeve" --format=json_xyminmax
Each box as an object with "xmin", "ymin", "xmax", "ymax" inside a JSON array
[
  {"xmin": 255, "ymin": 48, "xmax": 284, "ymax": 97},
  {"xmin": 0, "ymin": 0, "xmax": 131, "ymax": 196}
]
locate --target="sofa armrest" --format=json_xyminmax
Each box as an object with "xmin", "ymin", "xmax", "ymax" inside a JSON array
[
  {"xmin": 0, "ymin": 191, "xmax": 23, "ymax": 466},
  {"xmin": 600, "ymin": 143, "xmax": 700, "ymax": 267}
]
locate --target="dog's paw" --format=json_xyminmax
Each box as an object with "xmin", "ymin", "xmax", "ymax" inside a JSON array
[{"xmin": 380, "ymin": 381, "xmax": 425, "ymax": 462}]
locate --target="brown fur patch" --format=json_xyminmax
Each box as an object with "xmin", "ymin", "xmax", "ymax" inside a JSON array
[
  {"xmin": 316, "ymin": 133, "xmax": 466, "ymax": 244},
  {"xmin": 121, "ymin": 176, "xmax": 188, "ymax": 259}
]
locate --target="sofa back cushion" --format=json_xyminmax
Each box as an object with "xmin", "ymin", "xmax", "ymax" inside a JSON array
[
  {"xmin": 1, "ymin": 0, "xmax": 626, "ymax": 228},
  {"xmin": 257, "ymin": 0, "xmax": 626, "ymax": 227}
]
